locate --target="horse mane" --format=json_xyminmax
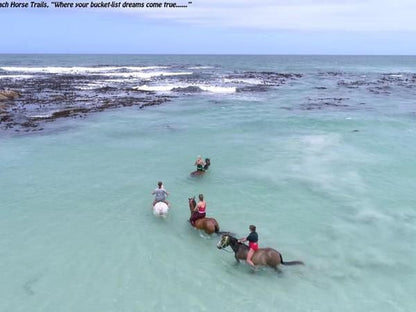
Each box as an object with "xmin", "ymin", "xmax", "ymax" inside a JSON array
[
  {"xmin": 188, "ymin": 196, "xmax": 196, "ymax": 205},
  {"xmin": 226, "ymin": 234, "xmax": 249, "ymax": 250},
  {"xmin": 188, "ymin": 197, "xmax": 197, "ymax": 212}
]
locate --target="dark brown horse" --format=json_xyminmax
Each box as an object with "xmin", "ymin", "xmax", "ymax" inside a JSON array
[
  {"xmin": 217, "ymin": 233, "xmax": 304, "ymax": 270},
  {"xmin": 188, "ymin": 197, "xmax": 219, "ymax": 234},
  {"xmin": 190, "ymin": 158, "xmax": 211, "ymax": 177}
]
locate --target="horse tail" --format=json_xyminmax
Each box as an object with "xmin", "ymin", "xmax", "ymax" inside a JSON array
[
  {"xmin": 280, "ymin": 254, "xmax": 304, "ymax": 266},
  {"xmin": 214, "ymin": 222, "xmax": 219, "ymax": 234}
]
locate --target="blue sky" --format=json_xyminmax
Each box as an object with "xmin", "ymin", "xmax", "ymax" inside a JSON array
[{"xmin": 1, "ymin": 0, "xmax": 415, "ymax": 54}]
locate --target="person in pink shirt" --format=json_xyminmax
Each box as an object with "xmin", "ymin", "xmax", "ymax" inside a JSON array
[{"xmin": 190, "ymin": 193, "xmax": 206, "ymax": 226}]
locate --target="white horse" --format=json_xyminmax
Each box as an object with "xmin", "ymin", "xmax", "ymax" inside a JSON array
[{"xmin": 153, "ymin": 202, "xmax": 169, "ymax": 217}]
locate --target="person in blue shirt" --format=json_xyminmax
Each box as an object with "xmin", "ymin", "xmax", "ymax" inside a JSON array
[{"xmin": 152, "ymin": 181, "xmax": 169, "ymax": 206}]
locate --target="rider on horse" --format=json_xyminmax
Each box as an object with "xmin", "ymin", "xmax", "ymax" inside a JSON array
[
  {"xmin": 152, "ymin": 181, "xmax": 169, "ymax": 206},
  {"xmin": 190, "ymin": 194, "xmax": 206, "ymax": 226},
  {"xmin": 238, "ymin": 225, "xmax": 258, "ymax": 268},
  {"xmin": 195, "ymin": 156, "xmax": 206, "ymax": 172}
]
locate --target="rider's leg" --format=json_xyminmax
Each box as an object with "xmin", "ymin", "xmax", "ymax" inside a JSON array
[{"xmin": 246, "ymin": 248, "xmax": 255, "ymax": 268}]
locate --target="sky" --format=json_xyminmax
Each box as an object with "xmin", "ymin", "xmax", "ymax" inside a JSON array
[{"xmin": 0, "ymin": 0, "xmax": 415, "ymax": 54}]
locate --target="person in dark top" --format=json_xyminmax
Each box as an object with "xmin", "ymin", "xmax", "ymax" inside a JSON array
[
  {"xmin": 194, "ymin": 155, "xmax": 206, "ymax": 172},
  {"xmin": 238, "ymin": 225, "xmax": 258, "ymax": 268}
]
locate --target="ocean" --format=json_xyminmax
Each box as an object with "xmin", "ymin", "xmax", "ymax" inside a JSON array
[{"xmin": 1, "ymin": 55, "xmax": 415, "ymax": 312}]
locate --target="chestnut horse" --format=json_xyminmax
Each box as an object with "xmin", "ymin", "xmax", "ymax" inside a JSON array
[
  {"xmin": 217, "ymin": 233, "xmax": 304, "ymax": 270},
  {"xmin": 188, "ymin": 197, "xmax": 219, "ymax": 234}
]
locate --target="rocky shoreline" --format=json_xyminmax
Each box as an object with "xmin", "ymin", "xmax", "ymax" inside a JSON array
[
  {"xmin": 0, "ymin": 74, "xmax": 173, "ymax": 133},
  {"xmin": 0, "ymin": 70, "xmax": 303, "ymax": 134},
  {"xmin": 2, "ymin": 67, "xmax": 414, "ymax": 134}
]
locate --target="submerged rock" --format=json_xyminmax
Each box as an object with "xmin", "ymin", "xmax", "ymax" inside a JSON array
[{"xmin": 171, "ymin": 86, "xmax": 203, "ymax": 93}]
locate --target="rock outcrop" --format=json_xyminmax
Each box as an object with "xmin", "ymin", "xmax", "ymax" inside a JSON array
[{"xmin": 0, "ymin": 90, "xmax": 20, "ymax": 101}]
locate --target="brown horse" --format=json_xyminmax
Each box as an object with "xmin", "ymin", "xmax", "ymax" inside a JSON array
[
  {"xmin": 217, "ymin": 233, "xmax": 304, "ymax": 270},
  {"xmin": 188, "ymin": 197, "xmax": 219, "ymax": 234}
]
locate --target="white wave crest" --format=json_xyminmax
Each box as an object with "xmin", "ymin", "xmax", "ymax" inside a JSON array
[
  {"xmin": 188, "ymin": 66, "xmax": 214, "ymax": 70},
  {"xmin": 27, "ymin": 113, "xmax": 53, "ymax": 119},
  {"xmin": 0, "ymin": 74, "xmax": 34, "ymax": 79},
  {"xmin": 1, "ymin": 66, "xmax": 122, "ymax": 74},
  {"xmin": 199, "ymin": 85, "xmax": 236, "ymax": 93},
  {"xmin": 133, "ymin": 85, "xmax": 175, "ymax": 92},
  {"xmin": 100, "ymin": 71, "xmax": 193, "ymax": 79},
  {"xmin": 0, "ymin": 66, "xmax": 183, "ymax": 76}
]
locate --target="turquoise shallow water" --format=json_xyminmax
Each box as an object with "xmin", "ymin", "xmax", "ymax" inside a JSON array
[{"xmin": 1, "ymin": 55, "xmax": 416, "ymax": 312}]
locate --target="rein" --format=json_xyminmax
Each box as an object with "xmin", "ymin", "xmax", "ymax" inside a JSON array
[
  {"xmin": 218, "ymin": 235, "xmax": 244, "ymax": 253},
  {"xmin": 188, "ymin": 197, "xmax": 197, "ymax": 213},
  {"xmin": 219, "ymin": 247, "xmax": 234, "ymax": 254}
]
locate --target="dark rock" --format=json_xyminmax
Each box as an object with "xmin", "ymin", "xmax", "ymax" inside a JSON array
[
  {"xmin": 171, "ymin": 86, "xmax": 203, "ymax": 93},
  {"xmin": 236, "ymin": 85, "xmax": 269, "ymax": 92}
]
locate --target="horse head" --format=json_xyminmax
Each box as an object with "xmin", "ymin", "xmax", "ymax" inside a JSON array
[
  {"xmin": 204, "ymin": 158, "xmax": 211, "ymax": 170},
  {"xmin": 188, "ymin": 196, "xmax": 196, "ymax": 212},
  {"xmin": 217, "ymin": 233, "xmax": 232, "ymax": 249}
]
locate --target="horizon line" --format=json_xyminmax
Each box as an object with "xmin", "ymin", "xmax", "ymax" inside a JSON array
[{"xmin": 1, "ymin": 53, "xmax": 416, "ymax": 57}]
